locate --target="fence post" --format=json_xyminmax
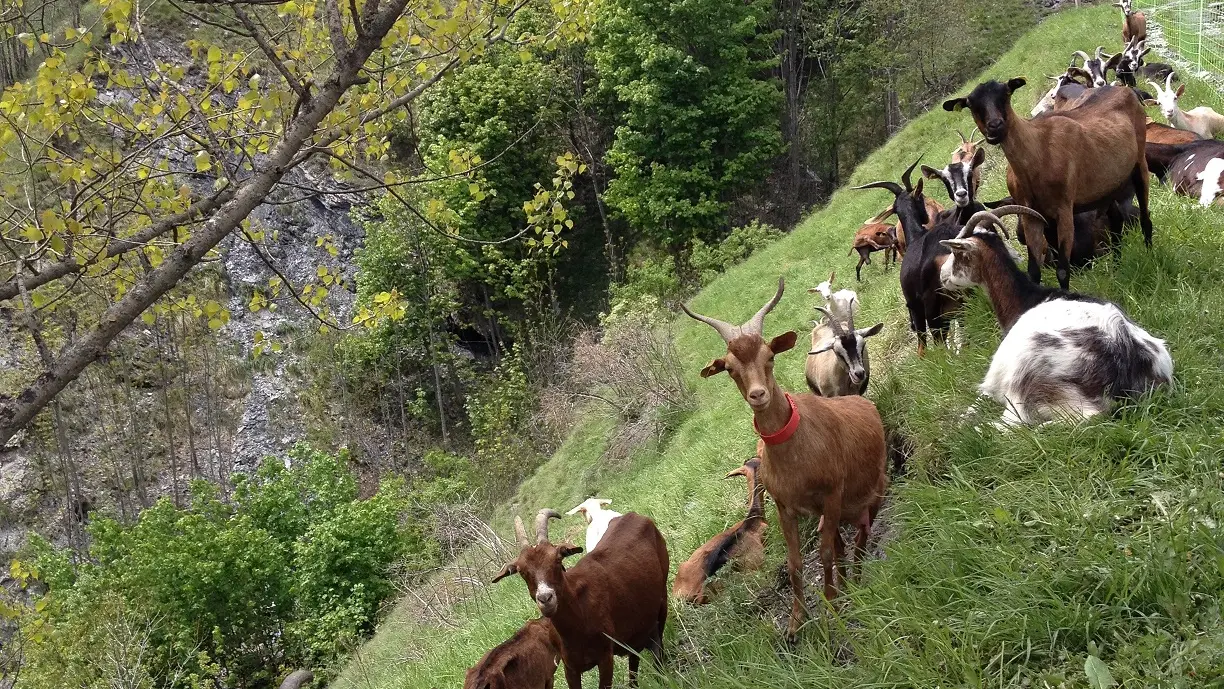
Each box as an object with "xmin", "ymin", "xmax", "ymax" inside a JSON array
[{"xmin": 1199, "ymin": 0, "xmax": 1206, "ymax": 71}]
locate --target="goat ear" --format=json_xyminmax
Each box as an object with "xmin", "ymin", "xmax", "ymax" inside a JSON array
[
  {"xmin": 1143, "ymin": 98, "xmax": 1158, "ymax": 106},
  {"xmin": 1006, "ymin": 77, "xmax": 1027, "ymax": 92},
  {"xmin": 558, "ymin": 544, "xmax": 584, "ymax": 558},
  {"xmin": 914, "ymin": 177, "xmax": 924, "ymax": 196},
  {"xmin": 943, "ymin": 97, "xmax": 969, "ymax": 112},
  {"xmin": 972, "ymin": 146, "xmax": 986, "ymax": 167},
  {"xmin": 491, "ymin": 562, "xmax": 518, "ymax": 583},
  {"xmin": 940, "ymin": 238, "xmax": 972, "ymax": 252},
  {"xmin": 1176, "ymin": 84, "xmax": 1185, "ymax": 98},
  {"xmin": 768, "ymin": 331, "xmax": 797, "ymax": 355},
  {"xmin": 808, "ymin": 340, "xmax": 834, "ymax": 355},
  {"xmin": 919, "ymin": 164, "xmax": 943, "ymax": 180},
  {"xmin": 700, "ymin": 358, "xmax": 727, "ymax": 378},
  {"xmin": 1106, "ymin": 52, "xmax": 1124, "ymax": 69},
  {"xmin": 857, "ymin": 322, "xmax": 885, "ymax": 338}
]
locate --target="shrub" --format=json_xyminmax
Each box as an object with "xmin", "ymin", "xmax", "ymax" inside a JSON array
[{"xmin": 689, "ymin": 220, "xmax": 783, "ymax": 286}]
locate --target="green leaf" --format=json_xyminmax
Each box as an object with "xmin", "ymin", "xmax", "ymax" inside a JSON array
[{"xmin": 1085, "ymin": 655, "xmax": 1116, "ymax": 689}]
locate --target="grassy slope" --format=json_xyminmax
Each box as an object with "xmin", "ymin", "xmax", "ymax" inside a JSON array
[{"xmin": 334, "ymin": 6, "xmax": 1224, "ymax": 687}]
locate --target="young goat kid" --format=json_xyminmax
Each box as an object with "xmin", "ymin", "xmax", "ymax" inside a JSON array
[
  {"xmin": 493, "ymin": 510, "xmax": 668, "ymax": 689},
  {"xmin": 464, "ymin": 619, "xmax": 561, "ymax": 689},
  {"xmin": 565, "ymin": 498, "xmax": 622, "ymax": 553},
  {"xmin": 944, "ymin": 78, "xmax": 1153, "ymax": 290},
  {"xmin": 682, "ymin": 279, "xmax": 887, "ymax": 641},
  {"xmin": 672, "ymin": 457, "xmax": 768, "ymax": 604},
  {"xmin": 1148, "ymin": 73, "xmax": 1224, "ymax": 139},
  {"xmin": 939, "ymin": 208, "xmax": 1173, "ymax": 426}
]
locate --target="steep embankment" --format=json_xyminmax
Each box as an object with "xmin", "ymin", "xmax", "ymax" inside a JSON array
[{"xmin": 335, "ymin": 6, "xmax": 1224, "ymax": 687}]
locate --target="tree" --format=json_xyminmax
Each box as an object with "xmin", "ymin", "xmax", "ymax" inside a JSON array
[
  {"xmin": 591, "ymin": 0, "xmax": 782, "ymax": 250},
  {"xmin": 0, "ymin": 0, "xmax": 594, "ymax": 447}
]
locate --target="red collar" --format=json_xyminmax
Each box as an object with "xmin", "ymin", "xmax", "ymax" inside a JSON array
[{"xmin": 753, "ymin": 393, "xmax": 800, "ymax": 445}]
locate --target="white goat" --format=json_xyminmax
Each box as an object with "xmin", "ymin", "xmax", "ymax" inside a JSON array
[
  {"xmin": 565, "ymin": 498, "xmax": 622, "ymax": 552},
  {"xmin": 938, "ymin": 209, "xmax": 1173, "ymax": 427},
  {"xmin": 807, "ymin": 271, "xmax": 858, "ymax": 321},
  {"xmin": 1149, "ymin": 73, "xmax": 1224, "ymax": 139}
]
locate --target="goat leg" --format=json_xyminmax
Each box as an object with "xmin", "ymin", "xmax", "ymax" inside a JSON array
[
  {"xmin": 1131, "ymin": 164, "xmax": 1154, "ymax": 247},
  {"xmin": 565, "ymin": 661, "xmax": 584, "ymax": 689},
  {"xmin": 1021, "ymin": 216, "xmax": 1047, "ymax": 284},
  {"xmin": 819, "ymin": 496, "xmax": 844, "ymax": 602},
  {"xmin": 777, "ymin": 504, "xmax": 808, "ymax": 642},
  {"xmin": 627, "ymin": 653, "xmax": 639, "ymax": 687},
  {"xmin": 598, "ymin": 654, "xmax": 614, "ymax": 689},
  {"xmin": 1056, "ymin": 208, "xmax": 1076, "ymax": 290}
]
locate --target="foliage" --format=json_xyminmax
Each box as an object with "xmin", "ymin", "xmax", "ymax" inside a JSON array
[
  {"xmin": 18, "ymin": 446, "xmax": 415, "ymax": 687},
  {"xmin": 464, "ymin": 347, "xmax": 543, "ymax": 498},
  {"xmin": 688, "ymin": 220, "xmax": 783, "ymax": 286},
  {"xmin": 592, "ymin": 0, "xmax": 783, "ymax": 247}
]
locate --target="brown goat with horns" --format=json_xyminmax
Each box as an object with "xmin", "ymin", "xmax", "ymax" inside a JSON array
[
  {"xmin": 492, "ymin": 509, "xmax": 668, "ymax": 689},
  {"xmin": 682, "ymin": 278, "xmax": 888, "ymax": 641}
]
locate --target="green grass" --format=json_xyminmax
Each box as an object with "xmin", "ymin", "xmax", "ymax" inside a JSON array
[{"xmin": 332, "ymin": 6, "xmax": 1224, "ymax": 688}]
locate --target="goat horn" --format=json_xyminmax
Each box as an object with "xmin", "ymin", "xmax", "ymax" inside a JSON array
[
  {"xmin": 957, "ymin": 129, "xmax": 968, "ymax": 144},
  {"xmin": 901, "ymin": 156, "xmax": 922, "ymax": 192},
  {"xmin": 514, "ymin": 516, "xmax": 530, "ymax": 548},
  {"xmin": 1166, "ymin": 71, "xmax": 1175, "ymax": 92},
  {"xmin": 962, "ymin": 205, "xmax": 1045, "ymax": 238},
  {"xmin": 535, "ymin": 509, "xmax": 561, "ymax": 545},
  {"xmin": 1073, "ymin": 50, "xmax": 1089, "ymax": 66},
  {"xmin": 1095, "ymin": 46, "xmax": 1105, "ymax": 60},
  {"xmin": 813, "ymin": 305, "xmax": 844, "ymax": 335},
  {"xmin": 853, "ymin": 180, "xmax": 904, "ymax": 195},
  {"xmin": 681, "ymin": 302, "xmax": 740, "ymax": 342},
  {"xmin": 743, "ymin": 277, "xmax": 785, "ymax": 336}
]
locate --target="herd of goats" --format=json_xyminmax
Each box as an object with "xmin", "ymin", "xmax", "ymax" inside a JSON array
[{"xmin": 460, "ymin": 4, "xmax": 1212, "ymax": 688}]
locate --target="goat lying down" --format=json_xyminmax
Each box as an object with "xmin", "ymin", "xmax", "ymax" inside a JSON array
[{"xmin": 939, "ymin": 208, "xmax": 1173, "ymax": 426}]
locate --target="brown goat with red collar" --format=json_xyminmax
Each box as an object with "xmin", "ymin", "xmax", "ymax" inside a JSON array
[
  {"xmin": 464, "ymin": 618, "xmax": 561, "ymax": 689},
  {"xmin": 944, "ymin": 78, "xmax": 1153, "ymax": 290},
  {"xmin": 681, "ymin": 278, "xmax": 888, "ymax": 641},
  {"xmin": 673, "ymin": 457, "xmax": 768, "ymax": 604},
  {"xmin": 493, "ymin": 509, "xmax": 668, "ymax": 689}
]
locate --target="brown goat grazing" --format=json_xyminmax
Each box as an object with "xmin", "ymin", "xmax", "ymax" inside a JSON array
[
  {"xmin": 493, "ymin": 510, "xmax": 668, "ymax": 689},
  {"xmin": 944, "ymin": 78, "xmax": 1153, "ymax": 290},
  {"xmin": 847, "ymin": 222, "xmax": 899, "ymax": 280},
  {"xmin": 1117, "ymin": 0, "xmax": 1147, "ymax": 44},
  {"xmin": 682, "ymin": 279, "xmax": 888, "ymax": 641},
  {"xmin": 672, "ymin": 457, "xmax": 768, "ymax": 605},
  {"xmin": 465, "ymin": 619, "xmax": 561, "ymax": 689}
]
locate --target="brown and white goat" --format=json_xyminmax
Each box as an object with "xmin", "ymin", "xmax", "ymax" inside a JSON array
[
  {"xmin": 1148, "ymin": 73, "xmax": 1224, "ymax": 139},
  {"xmin": 944, "ymin": 78, "xmax": 1153, "ymax": 290},
  {"xmin": 847, "ymin": 222, "xmax": 900, "ymax": 280},
  {"xmin": 1147, "ymin": 139, "xmax": 1224, "ymax": 205},
  {"xmin": 1116, "ymin": 0, "xmax": 1147, "ymax": 44},
  {"xmin": 493, "ymin": 510, "xmax": 668, "ymax": 689},
  {"xmin": 464, "ymin": 619, "xmax": 561, "ymax": 689},
  {"xmin": 682, "ymin": 279, "xmax": 887, "ymax": 640},
  {"xmin": 672, "ymin": 457, "xmax": 768, "ymax": 604}
]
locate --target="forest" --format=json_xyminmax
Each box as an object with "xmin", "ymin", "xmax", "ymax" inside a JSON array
[{"xmin": 0, "ymin": 0, "xmax": 1080, "ymax": 683}]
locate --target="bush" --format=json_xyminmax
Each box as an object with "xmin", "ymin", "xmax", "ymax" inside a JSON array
[
  {"xmin": 689, "ymin": 220, "xmax": 783, "ymax": 286},
  {"xmin": 17, "ymin": 446, "xmax": 416, "ymax": 688}
]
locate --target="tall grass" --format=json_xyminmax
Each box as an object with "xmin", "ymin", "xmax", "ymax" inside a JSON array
[{"xmin": 332, "ymin": 6, "xmax": 1224, "ymax": 688}]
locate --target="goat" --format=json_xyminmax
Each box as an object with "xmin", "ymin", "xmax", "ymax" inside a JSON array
[
  {"xmin": 921, "ymin": 133, "xmax": 986, "ymax": 208},
  {"xmin": 1148, "ymin": 73, "xmax": 1224, "ymax": 139},
  {"xmin": 464, "ymin": 619, "xmax": 561, "ymax": 689},
  {"xmin": 847, "ymin": 223, "xmax": 900, "ymax": 280},
  {"xmin": 1147, "ymin": 118, "xmax": 1202, "ymax": 145},
  {"xmin": 944, "ymin": 78, "xmax": 1153, "ymax": 290},
  {"xmin": 856, "ymin": 158, "xmax": 983, "ymax": 356},
  {"xmin": 681, "ymin": 279, "xmax": 888, "ymax": 641},
  {"xmin": 672, "ymin": 457, "xmax": 768, "ymax": 605},
  {"xmin": 939, "ymin": 208, "xmax": 1173, "ymax": 426},
  {"xmin": 1072, "ymin": 47, "xmax": 1123, "ymax": 88},
  {"xmin": 1116, "ymin": 0, "xmax": 1147, "ymax": 44},
  {"xmin": 806, "ymin": 305, "xmax": 883, "ymax": 397},
  {"xmin": 493, "ymin": 510, "xmax": 668, "ymax": 689},
  {"xmin": 1146, "ymin": 139, "xmax": 1224, "ymax": 205},
  {"xmin": 808, "ymin": 271, "xmax": 858, "ymax": 319},
  {"xmin": 565, "ymin": 498, "xmax": 622, "ymax": 553}
]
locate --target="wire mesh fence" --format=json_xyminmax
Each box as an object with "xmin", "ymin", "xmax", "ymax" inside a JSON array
[{"xmin": 1137, "ymin": 0, "xmax": 1224, "ymax": 84}]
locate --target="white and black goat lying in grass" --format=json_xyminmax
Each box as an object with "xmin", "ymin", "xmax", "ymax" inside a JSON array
[{"xmin": 939, "ymin": 207, "xmax": 1173, "ymax": 426}]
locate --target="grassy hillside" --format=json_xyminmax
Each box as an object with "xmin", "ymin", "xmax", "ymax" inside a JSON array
[{"xmin": 333, "ymin": 6, "xmax": 1224, "ymax": 687}]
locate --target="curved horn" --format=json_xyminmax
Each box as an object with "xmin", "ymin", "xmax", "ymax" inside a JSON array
[
  {"xmin": 901, "ymin": 156, "xmax": 922, "ymax": 192},
  {"xmin": 957, "ymin": 129, "xmax": 968, "ymax": 144},
  {"xmin": 743, "ymin": 277, "xmax": 785, "ymax": 336},
  {"xmin": 853, "ymin": 180, "xmax": 904, "ymax": 195},
  {"xmin": 1166, "ymin": 71, "xmax": 1175, "ymax": 93},
  {"xmin": 681, "ymin": 302, "xmax": 739, "ymax": 342},
  {"xmin": 514, "ymin": 516, "xmax": 530, "ymax": 548},
  {"xmin": 1095, "ymin": 46, "xmax": 1106, "ymax": 60},
  {"xmin": 1073, "ymin": 50, "xmax": 1090, "ymax": 66},
  {"xmin": 962, "ymin": 205, "xmax": 1045, "ymax": 238},
  {"xmin": 535, "ymin": 509, "xmax": 561, "ymax": 544},
  {"xmin": 813, "ymin": 306, "xmax": 844, "ymax": 335}
]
